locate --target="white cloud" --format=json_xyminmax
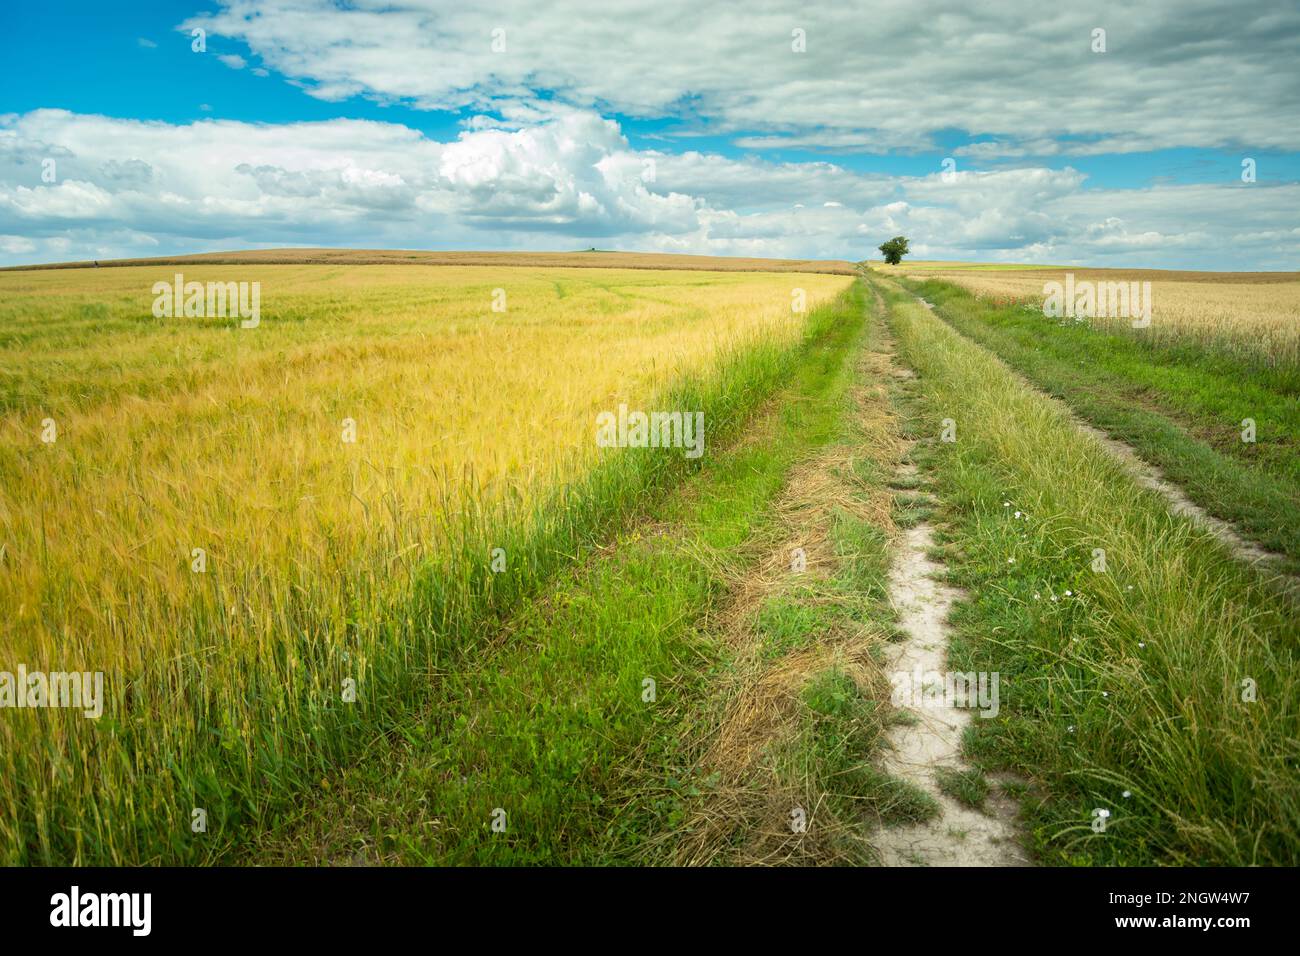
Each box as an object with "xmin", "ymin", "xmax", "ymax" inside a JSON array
[
  {"xmin": 181, "ymin": 0, "xmax": 1300, "ymax": 154},
  {"xmin": 1, "ymin": 108, "xmax": 1297, "ymax": 269}
]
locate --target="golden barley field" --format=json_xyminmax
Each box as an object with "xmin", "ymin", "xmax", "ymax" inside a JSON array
[
  {"xmin": 879, "ymin": 263, "xmax": 1300, "ymax": 365},
  {"xmin": 0, "ymin": 263, "xmax": 849, "ymax": 669},
  {"xmin": 0, "ymin": 263, "xmax": 851, "ymax": 862}
]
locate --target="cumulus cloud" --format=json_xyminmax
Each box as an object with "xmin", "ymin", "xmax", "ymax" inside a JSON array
[
  {"xmin": 2, "ymin": 107, "xmax": 1297, "ymax": 269},
  {"xmin": 0, "ymin": 107, "xmax": 703, "ymax": 257}
]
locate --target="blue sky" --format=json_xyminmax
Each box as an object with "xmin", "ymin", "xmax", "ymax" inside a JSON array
[
  {"xmin": 2, "ymin": 0, "xmax": 1297, "ymax": 268},
  {"xmin": 4, "ymin": 2, "xmax": 462, "ymax": 135}
]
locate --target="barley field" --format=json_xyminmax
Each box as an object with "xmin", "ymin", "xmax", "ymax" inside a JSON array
[{"xmin": 0, "ymin": 263, "xmax": 851, "ymax": 863}]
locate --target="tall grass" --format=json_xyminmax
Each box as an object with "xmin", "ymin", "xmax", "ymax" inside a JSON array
[
  {"xmin": 874, "ymin": 277, "xmax": 1299, "ymax": 865},
  {"xmin": 0, "ymin": 265, "xmax": 852, "ymax": 864},
  {"xmin": 904, "ymin": 276, "xmax": 1300, "ymax": 575}
]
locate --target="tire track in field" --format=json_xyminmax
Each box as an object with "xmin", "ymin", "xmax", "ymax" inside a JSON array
[
  {"xmin": 911, "ymin": 293, "xmax": 1296, "ymax": 587},
  {"xmin": 872, "ymin": 299, "xmax": 1029, "ymax": 867},
  {"xmin": 650, "ymin": 294, "xmax": 903, "ymax": 866}
]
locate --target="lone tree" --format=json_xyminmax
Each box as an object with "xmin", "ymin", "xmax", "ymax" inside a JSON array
[{"xmin": 878, "ymin": 236, "xmax": 910, "ymax": 266}]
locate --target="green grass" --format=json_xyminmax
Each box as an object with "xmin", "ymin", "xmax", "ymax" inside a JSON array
[
  {"xmin": 935, "ymin": 767, "xmax": 990, "ymax": 810},
  {"xmin": 756, "ymin": 597, "xmax": 837, "ymax": 660},
  {"xmin": 659, "ymin": 301, "xmax": 937, "ymax": 864},
  {"xmin": 873, "ymin": 275, "xmax": 1300, "ymax": 866},
  {"xmin": 794, "ymin": 669, "xmax": 938, "ymax": 830},
  {"xmin": 903, "ymin": 277, "xmax": 1300, "ymax": 573}
]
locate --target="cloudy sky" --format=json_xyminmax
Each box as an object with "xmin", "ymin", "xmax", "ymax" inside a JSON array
[{"xmin": 1, "ymin": 0, "xmax": 1297, "ymax": 268}]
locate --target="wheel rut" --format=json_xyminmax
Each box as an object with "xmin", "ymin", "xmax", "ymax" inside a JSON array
[{"xmin": 872, "ymin": 299, "xmax": 1029, "ymax": 867}]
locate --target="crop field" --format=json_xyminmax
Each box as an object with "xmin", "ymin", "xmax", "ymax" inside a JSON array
[
  {"xmin": 887, "ymin": 264, "xmax": 1300, "ymax": 366},
  {"xmin": 0, "ymin": 262, "xmax": 851, "ymax": 863},
  {"xmin": 1, "ymin": 256, "xmax": 1297, "ymax": 871}
]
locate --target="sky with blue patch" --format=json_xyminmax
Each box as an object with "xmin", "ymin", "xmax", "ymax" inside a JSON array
[{"xmin": 1, "ymin": 0, "xmax": 1297, "ymax": 268}]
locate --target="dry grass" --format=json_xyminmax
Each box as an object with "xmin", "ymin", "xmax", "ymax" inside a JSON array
[{"xmin": 659, "ymin": 347, "xmax": 904, "ymax": 866}]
